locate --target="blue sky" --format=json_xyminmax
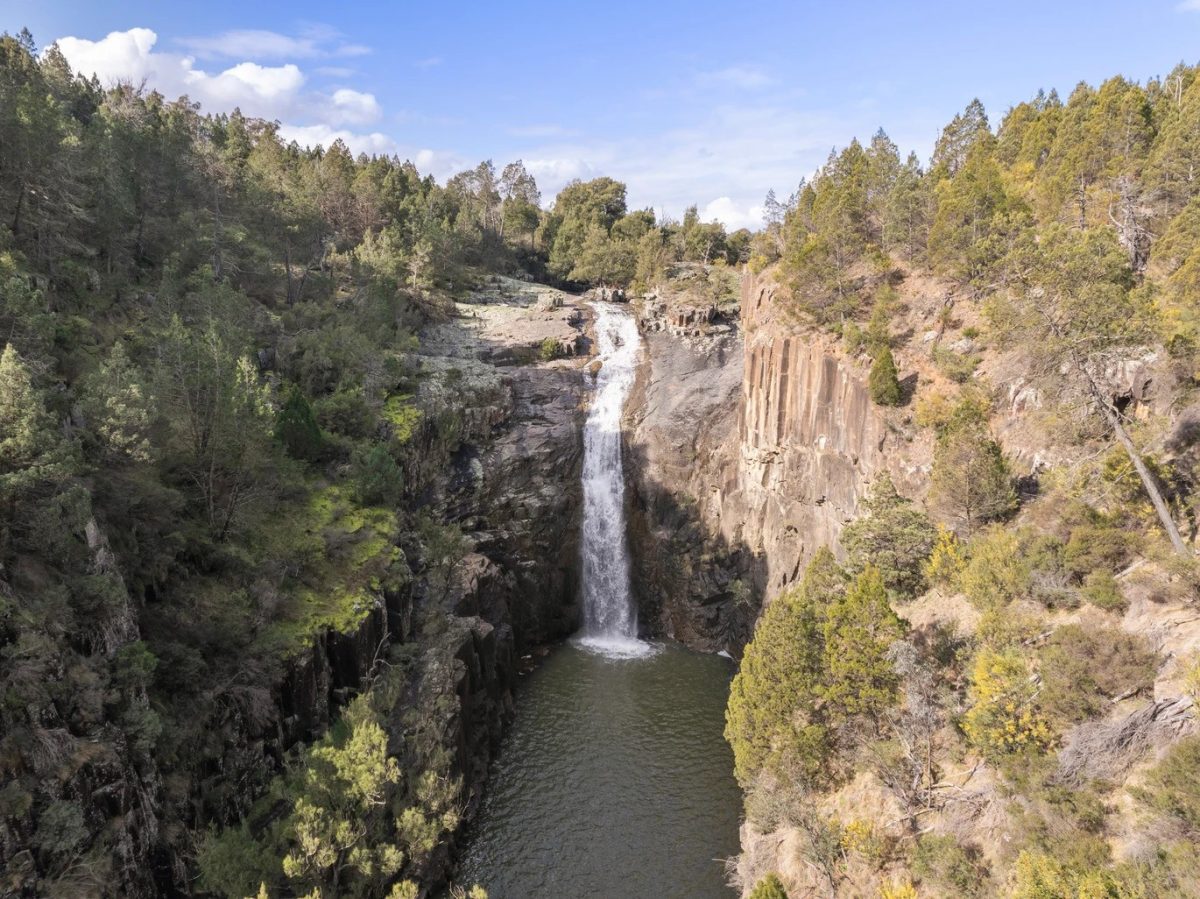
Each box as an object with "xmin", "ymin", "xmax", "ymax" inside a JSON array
[{"xmin": 5, "ymin": 0, "xmax": 1200, "ymax": 228}]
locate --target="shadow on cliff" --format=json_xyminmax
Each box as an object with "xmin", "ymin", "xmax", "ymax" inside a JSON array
[{"xmin": 622, "ymin": 438, "xmax": 765, "ymax": 657}]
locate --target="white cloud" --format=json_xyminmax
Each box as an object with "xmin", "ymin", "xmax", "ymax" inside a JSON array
[
  {"xmin": 176, "ymin": 27, "xmax": 370, "ymax": 60},
  {"xmin": 697, "ymin": 65, "xmax": 774, "ymax": 90},
  {"xmin": 1177, "ymin": 0, "xmax": 1200, "ymax": 10},
  {"xmin": 278, "ymin": 123, "xmax": 397, "ymax": 156},
  {"xmin": 701, "ymin": 197, "xmax": 765, "ymax": 230},
  {"xmin": 54, "ymin": 28, "xmax": 306, "ymax": 119},
  {"xmin": 508, "ymin": 123, "xmax": 576, "ymax": 139},
  {"xmin": 52, "ymin": 27, "xmax": 403, "ymax": 160},
  {"xmin": 329, "ymin": 88, "xmax": 382, "ymax": 124},
  {"xmin": 414, "ymin": 56, "xmax": 442, "ymax": 69},
  {"xmin": 524, "ymin": 157, "xmax": 599, "ymax": 194}
]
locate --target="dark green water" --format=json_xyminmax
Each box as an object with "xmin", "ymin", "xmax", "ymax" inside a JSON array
[{"xmin": 455, "ymin": 642, "xmax": 741, "ymax": 899}]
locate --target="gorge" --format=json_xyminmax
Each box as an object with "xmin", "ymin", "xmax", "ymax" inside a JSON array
[{"xmin": 4, "ymin": 27, "xmax": 1200, "ymax": 898}]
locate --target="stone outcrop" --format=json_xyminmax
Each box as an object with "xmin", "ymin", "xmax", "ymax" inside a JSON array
[{"xmin": 625, "ymin": 272, "xmax": 923, "ymax": 653}]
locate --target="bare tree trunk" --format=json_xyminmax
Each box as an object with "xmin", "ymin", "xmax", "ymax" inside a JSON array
[{"xmin": 1088, "ymin": 378, "xmax": 1191, "ymax": 556}]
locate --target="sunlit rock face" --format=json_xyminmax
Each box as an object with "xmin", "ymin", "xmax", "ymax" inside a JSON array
[{"xmin": 625, "ymin": 273, "xmax": 925, "ymax": 652}]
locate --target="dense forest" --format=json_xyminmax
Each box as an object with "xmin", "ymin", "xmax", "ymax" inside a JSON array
[
  {"xmin": 730, "ymin": 66, "xmax": 1200, "ymax": 897},
  {"xmin": 0, "ymin": 26, "xmax": 756, "ymax": 898}
]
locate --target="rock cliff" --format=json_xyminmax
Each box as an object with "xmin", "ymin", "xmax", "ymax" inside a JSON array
[{"xmin": 625, "ymin": 273, "xmax": 923, "ymax": 652}]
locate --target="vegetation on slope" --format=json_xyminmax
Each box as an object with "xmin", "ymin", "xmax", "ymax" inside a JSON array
[{"xmin": 730, "ymin": 65, "xmax": 1200, "ymax": 897}]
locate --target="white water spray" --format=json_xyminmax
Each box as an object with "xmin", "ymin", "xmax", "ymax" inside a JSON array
[{"xmin": 577, "ymin": 303, "xmax": 654, "ymax": 658}]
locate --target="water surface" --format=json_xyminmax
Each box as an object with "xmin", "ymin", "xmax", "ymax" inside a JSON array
[{"xmin": 455, "ymin": 643, "xmax": 741, "ymax": 899}]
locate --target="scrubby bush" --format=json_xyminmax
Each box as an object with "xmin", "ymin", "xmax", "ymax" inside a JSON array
[
  {"xmin": 748, "ymin": 872, "xmax": 789, "ymax": 899},
  {"xmin": 962, "ymin": 647, "xmax": 1053, "ymax": 760},
  {"xmin": 1037, "ymin": 624, "xmax": 1157, "ymax": 727},
  {"xmin": 1141, "ymin": 735, "xmax": 1200, "ymax": 832},
  {"xmin": 958, "ymin": 527, "xmax": 1031, "ymax": 608},
  {"xmin": 1063, "ymin": 523, "xmax": 1136, "ymax": 580},
  {"xmin": 924, "ymin": 524, "xmax": 966, "ymax": 586},
  {"xmin": 1080, "ymin": 570, "xmax": 1126, "ymax": 612},
  {"xmin": 911, "ymin": 834, "xmax": 988, "ymax": 897},
  {"xmin": 352, "ymin": 444, "xmax": 405, "ymax": 507}
]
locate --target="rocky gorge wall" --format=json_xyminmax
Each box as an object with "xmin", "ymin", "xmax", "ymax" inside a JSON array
[
  {"xmin": 0, "ymin": 282, "xmax": 590, "ymax": 899},
  {"xmin": 625, "ymin": 273, "xmax": 923, "ymax": 653}
]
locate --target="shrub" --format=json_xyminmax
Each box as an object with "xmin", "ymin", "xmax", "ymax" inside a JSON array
[
  {"xmin": 1141, "ymin": 735, "xmax": 1200, "ymax": 832},
  {"xmin": 911, "ymin": 834, "xmax": 988, "ymax": 897},
  {"xmin": 748, "ymin": 873, "xmax": 789, "ymax": 899},
  {"xmin": 1080, "ymin": 570, "xmax": 1125, "ymax": 612},
  {"xmin": 1063, "ymin": 524, "xmax": 1135, "ymax": 580},
  {"xmin": 352, "ymin": 444, "xmax": 405, "ymax": 507},
  {"xmin": 1011, "ymin": 852, "xmax": 1120, "ymax": 899},
  {"xmin": 962, "ymin": 647, "xmax": 1053, "ymax": 760},
  {"xmin": 958, "ymin": 527, "xmax": 1031, "ymax": 608},
  {"xmin": 315, "ymin": 387, "xmax": 375, "ymax": 439},
  {"xmin": 931, "ymin": 344, "xmax": 980, "ymax": 383},
  {"xmin": 924, "ymin": 525, "xmax": 966, "ymax": 586},
  {"xmin": 1037, "ymin": 624, "xmax": 1157, "ymax": 727},
  {"xmin": 869, "ymin": 344, "xmax": 903, "ymax": 406}
]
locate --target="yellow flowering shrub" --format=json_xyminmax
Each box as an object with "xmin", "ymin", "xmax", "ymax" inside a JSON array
[{"xmin": 962, "ymin": 648, "xmax": 1053, "ymax": 759}]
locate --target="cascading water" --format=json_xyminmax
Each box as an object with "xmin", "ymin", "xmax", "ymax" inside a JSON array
[{"xmin": 577, "ymin": 302, "xmax": 652, "ymax": 657}]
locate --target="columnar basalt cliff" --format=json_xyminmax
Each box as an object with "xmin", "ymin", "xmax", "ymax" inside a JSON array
[{"xmin": 625, "ymin": 273, "xmax": 923, "ymax": 652}]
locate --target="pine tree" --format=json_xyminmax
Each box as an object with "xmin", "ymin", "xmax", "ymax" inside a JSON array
[
  {"xmin": 725, "ymin": 549, "xmax": 846, "ymax": 785},
  {"xmin": 86, "ymin": 342, "xmax": 154, "ymax": 462},
  {"xmin": 275, "ymin": 385, "xmax": 325, "ymax": 462},
  {"xmin": 930, "ymin": 419, "xmax": 1017, "ymax": 537},
  {"xmin": 842, "ymin": 473, "xmax": 937, "ymax": 598},
  {"xmin": 821, "ymin": 566, "xmax": 905, "ymax": 723},
  {"xmin": 0, "ymin": 343, "xmax": 73, "ymax": 501},
  {"xmin": 869, "ymin": 344, "xmax": 902, "ymax": 406}
]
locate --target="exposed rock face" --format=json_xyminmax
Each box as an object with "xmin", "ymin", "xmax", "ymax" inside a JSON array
[
  {"xmin": 625, "ymin": 273, "xmax": 920, "ymax": 652},
  {"xmin": 735, "ymin": 275, "xmax": 927, "ymax": 596},
  {"xmin": 625, "ymin": 301, "xmax": 752, "ymax": 650}
]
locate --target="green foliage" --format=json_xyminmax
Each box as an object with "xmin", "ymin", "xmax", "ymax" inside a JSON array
[
  {"xmin": 957, "ymin": 527, "xmax": 1031, "ymax": 608},
  {"xmin": 1037, "ymin": 624, "xmax": 1157, "ymax": 727},
  {"xmin": 725, "ymin": 549, "xmax": 845, "ymax": 786},
  {"xmin": 924, "ymin": 525, "xmax": 966, "ymax": 587},
  {"xmin": 352, "ymin": 444, "xmax": 405, "ymax": 507},
  {"xmin": 1140, "ymin": 735, "xmax": 1200, "ymax": 832},
  {"xmin": 930, "ymin": 415, "xmax": 1017, "ymax": 537},
  {"xmin": 841, "ymin": 473, "xmax": 937, "ymax": 598},
  {"xmin": 868, "ymin": 344, "xmax": 903, "ymax": 406},
  {"xmin": 1063, "ymin": 522, "xmax": 1136, "ymax": 580},
  {"xmin": 821, "ymin": 566, "xmax": 906, "ymax": 722},
  {"xmin": 83, "ymin": 342, "xmax": 154, "ymax": 462},
  {"xmin": 0, "ymin": 343, "xmax": 75, "ymax": 505},
  {"xmin": 748, "ymin": 872, "xmax": 789, "ymax": 899},
  {"xmin": 275, "ymin": 386, "xmax": 326, "ymax": 462},
  {"xmin": 911, "ymin": 834, "xmax": 988, "ymax": 897}
]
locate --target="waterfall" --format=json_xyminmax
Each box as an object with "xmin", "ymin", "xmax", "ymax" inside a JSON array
[{"xmin": 578, "ymin": 302, "xmax": 653, "ymax": 657}]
